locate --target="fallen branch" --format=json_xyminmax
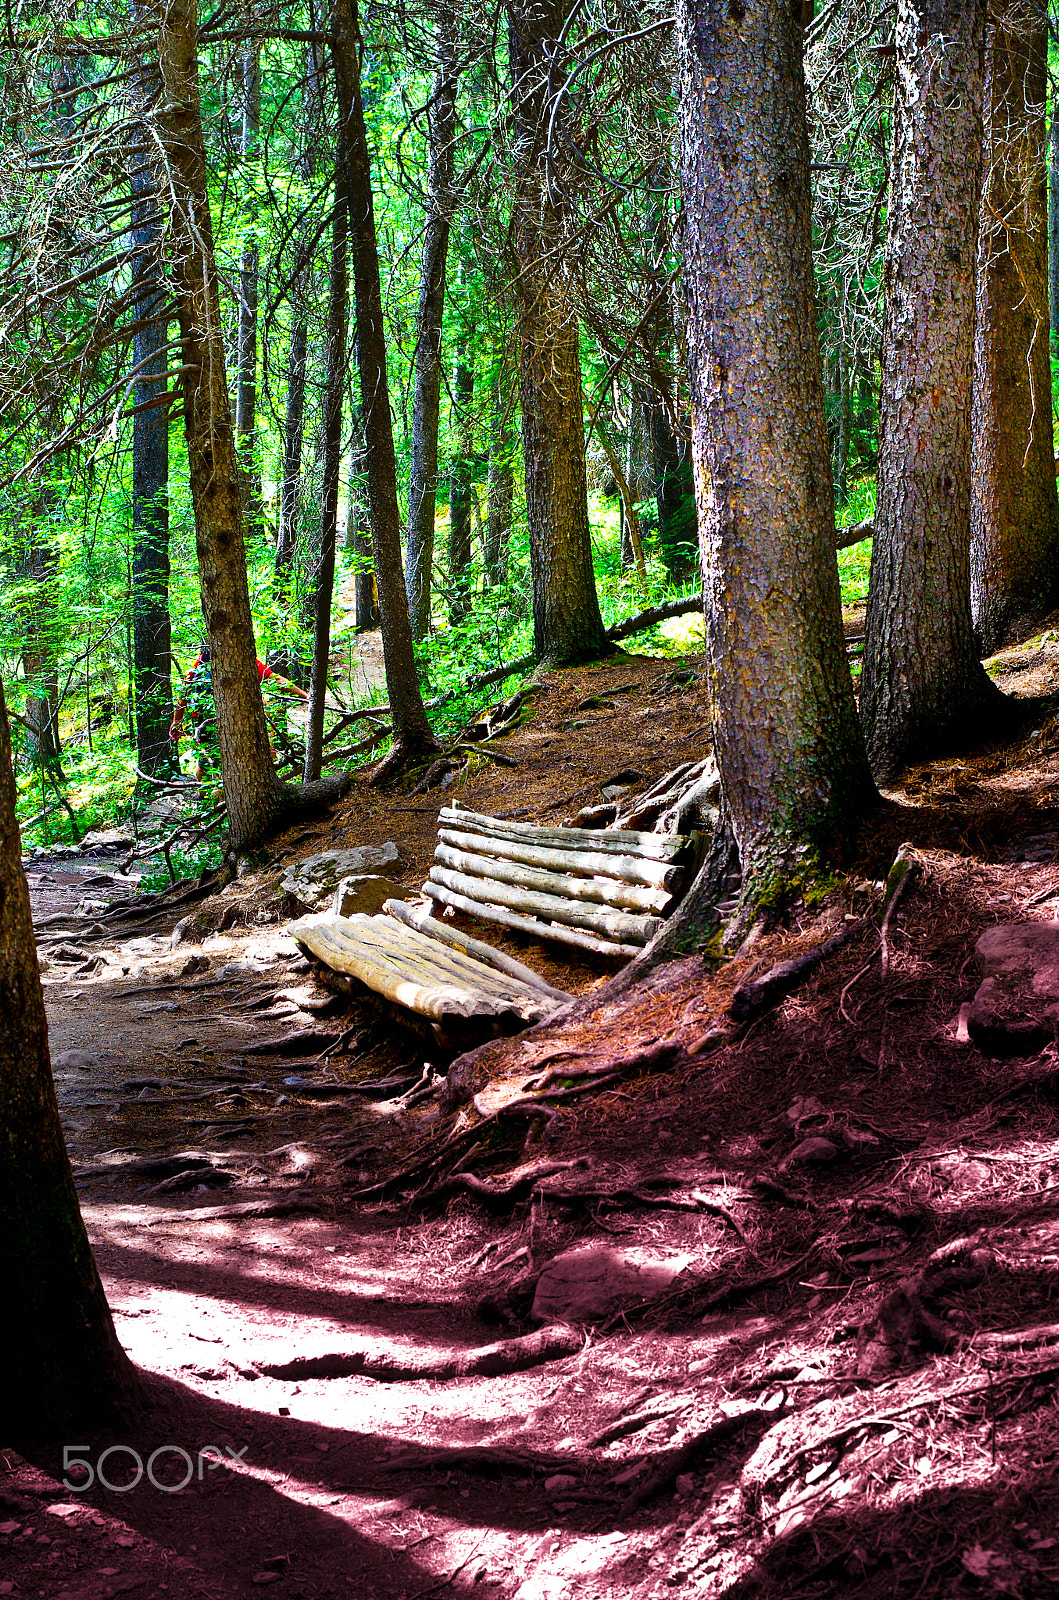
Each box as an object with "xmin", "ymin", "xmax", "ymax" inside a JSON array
[
  {"xmin": 729, "ymin": 921, "xmax": 866, "ymax": 1024},
  {"xmin": 880, "ymin": 845, "xmax": 920, "ymax": 979},
  {"xmin": 255, "ymin": 1322, "xmax": 583, "ymax": 1383}
]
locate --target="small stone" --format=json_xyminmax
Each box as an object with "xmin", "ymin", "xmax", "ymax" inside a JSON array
[
  {"xmin": 251, "ymin": 1573, "xmax": 283, "ymax": 1585},
  {"xmin": 784, "ymin": 1136, "xmax": 839, "ymax": 1166},
  {"xmin": 674, "ymin": 1475, "xmax": 695, "ymax": 1498},
  {"xmin": 0, "ymin": 1521, "xmax": 20, "ymax": 1535},
  {"xmin": 544, "ymin": 1474, "xmax": 578, "ymax": 1493}
]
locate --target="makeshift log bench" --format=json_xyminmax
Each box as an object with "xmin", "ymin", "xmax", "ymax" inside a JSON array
[{"xmin": 290, "ymin": 805, "xmax": 698, "ymax": 1046}]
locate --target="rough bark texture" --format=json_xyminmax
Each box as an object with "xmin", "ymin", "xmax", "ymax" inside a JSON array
[
  {"xmin": 130, "ymin": 48, "xmax": 174, "ymax": 775},
  {"xmin": 156, "ymin": 0, "xmax": 287, "ymax": 844},
  {"xmin": 0, "ymin": 682, "xmax": 143, "ymax": 1436},
  {"xmin": 235, "ymin": 44, "xmax": 262, "ymax": 537},
  {"xmin": 1050, "ymin": 101, "xmax": 1059, "ymax": 352},
  {"xmin": 677, "ymin": 0, "xmax": 874, "ymax": 894},
  {"xmin": 304, "ymin": 142, "xmax": 348, "ymax": 783},
  {"xmin": 331, "ymin": 0, "xmax": 437, "ymax": 770},
  {"xmin": 275, "ymin": 306, "xmax": 308, "ymax": 580},
  {"xmin": 862, "ymin": 0, "xmax": 1001, "ymax": 778},
  {"xmin": 405, "ymin": 28, "xmax": 457, "ymax": 640},
  {"xmin": 448, "ymin": 321, "xmax": 475, "ymax": 620},
  {"xmin": 509, "ymin": 1, "xmax": 609, "ymax": 668},
  {"xmin": 970, "ymin": 5, "xmax": 1059, "ymax": 653},
  {"xmin": 484, "ymin": 366, "xmax": 514, "ymax": 581}
]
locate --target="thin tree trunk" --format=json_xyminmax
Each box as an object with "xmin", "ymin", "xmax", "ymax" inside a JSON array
[
  {"xmin": 673, "ymin": 0, "xmax": 875, "ymax": 915},
  {"xmin": 970, "ymin": 3, "xmax": 1059, "ymax": 652},
  {"xmin": 331, "ymin": 0, "xmax": 438, "ymax": 775},
  {"xmin": 509, "ymin": 0, "xmax": 609, "ymax": 669},
  {"xmin": 862, "ymin": 0, "xmax": 1001, "ymax": 779},
  {"xmin": 275, "ymin": 305, "xmax": 308, "ymax": 580},
  {"xmin": 448, "ymin": 327, "xmax": 475, "ymax": 621},
  {"xmin": 0, "ymin": 681, "xmax": 143, "ymax": 1435},
  {"xmin": 405, "ymin": 25, "xmax": 458, "ymax": 640},
  {"xmin": 130, "ymin": 44, "xmax": 174, "ymax": 776},
  {"xmin": 1050, "ymin": 97, "xmax": 1059, "ymax": 353},
  {"xmin": 304, "ymin": 142, "xmax": 348, "ymax": 782},
  {"xmin": 236, "ymin": 43, "xmax": 262, "ymax": 538},
  {"xmin": 484, "ymin": 365, "xmax": 514, "ymax": 581}
]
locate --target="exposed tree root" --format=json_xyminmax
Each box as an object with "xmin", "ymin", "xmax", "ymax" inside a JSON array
[
  {"xmin": 369, "ymin": 733, "xmax": 443, "ymax": 790},
  {"xmin": 729, "ymin": 920, "xmax": 866, "ymax": 1023},
  {"xmin": 618, "ymin": 1401, "xmax": 786, "ymax": 1518},
  {"xmin": 254, "ymin": 1322, "xmax": 583, "ymax": 1383}
]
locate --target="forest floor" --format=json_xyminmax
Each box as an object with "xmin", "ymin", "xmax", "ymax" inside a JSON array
[{"xmin": 5, "ymin": 632, "xmax": 1059, "ymax": 1600}]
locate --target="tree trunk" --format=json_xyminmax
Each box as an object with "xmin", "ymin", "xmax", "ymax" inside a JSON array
[
  {"xmin": 509, "ymin": 0, "xmax": 609, "ymax": 669},
  {"xmin": 155, "ymin": 0, "xmax": 289, "ymax": 845},
  {"xmin": 304, "ymin": 142, "xmax": 348, "ymax": 783},
  {"xmin": 331, "ymin": 0, "xmax": 437, "ymax": 774},
  {"xmin": 0, "ymin": 682, "xmax": 143, "ymax": 1436},
  {"xmin": 484, "ymin": 366, "xmax": 514, "ymax": 581},
  {"xmin": 448, "ymin": 327, "xmax": 475, "ymax": 621},
  {"xmin": 130, "ymin": 48, "xmax": 174, "ymax": 776},
  {"xmin": 675, "ymin": 0, "xmax": 875, "ymax": 907},
  {"xmin": 236, "ymin": 43, "xmax": 262, "ymax": 539},
  {"xmin": 22, "ymin": 508, "xmax": 62, "ymax": 774},
  {"xmin": 861, "ymin": 0, "xmax": 1001, "ymax": 780},
  {"xmin": 275, "ymin": 305, "xmax": 308, "ymax": 580},
  {"xmin": 1049, "ymin": 98, "xmax": 1059, "ymax": 354},
  {"xmin": 970, "ymin": 4, "xmax": 1059, "ymax": 653},
  {"xmin": 405, "ymin": 26, "xmax": 458, "ymax": 640}
]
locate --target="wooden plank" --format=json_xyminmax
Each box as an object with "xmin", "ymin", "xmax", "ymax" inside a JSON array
[
  {"xmin": 423, "ymin": 881, "xmax": 642, "ymax": 959},
  {"xmin": 433, "ymin": 841, "xmax": 673, "ymax": 915},
  {"xmin": 438, "ymin": 805, "xmax": 687, "ymax": 860},
  {"xmin": 309, "ymin": 914, "xmax": 533, "ymax": 1004},
  {"xmin": 427, "ymin": 864, "xmax": 662, "ymax": 944},
  {"xmin": 437, "ymin": 826, "xmax": 682, "ymax": 893},
  {"xmin": 384, "ymin": 899, "xmax": 574, "ymax": 1002}
]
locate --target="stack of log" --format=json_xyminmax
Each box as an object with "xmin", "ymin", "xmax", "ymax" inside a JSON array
[
  {"xmin": 574, "ymin": 756, "xmax": 720, "ymax": 838},
  {"xmin": 424, "ymin": 805, "xmax": 697, "ymax": 959}
]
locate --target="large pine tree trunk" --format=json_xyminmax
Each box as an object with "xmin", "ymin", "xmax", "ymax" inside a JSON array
[
  {"xmin": 509, "ymin": 1, "xmax": 608, "ymax": 669},
  {"xmin": 0, "ymin": 682, "xmax": 142, "ymax": 1435},
  {"xmin": 155, "ymin": 0, "xmax": 289, "ymax": 845},
  {"xmin": 405, "ymin": 27, "xmax": 458, "ymax": 641},
  {"xmin": 970, "ymin": 3, "xmax": 1059, "ymax": 653},
  {"xmin": 675, "ymin": 0, "xmax": 874, "ymax": 908},
  {"xmin": 862, "ymin": 0, "xmax": 1001, "ymax": 779},
  {"xmin": 130, "ymin": 50, "xmax": 174, "ymax": 776},
  {"xmin": 331, "ymin": 0, "xmax": 437, "ymax": 774}
]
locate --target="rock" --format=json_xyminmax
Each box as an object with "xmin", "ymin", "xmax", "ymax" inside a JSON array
[
  {"xmin": 967, "ymin": 923, "xmax": 1059, "ymax": 1056},
  {"xmin": 675, "ymin": 1474, "xmax": 696, "ymax": 1498},
  {"xmin": 531, "ymin": 1245, "xmax": 693, "ymax": 1324},
  {"xmin": 782, "ymin": 1136, "xmax": 839, "ymax": 1168},
  {"xmin": 51, "ymin": 1050, "xmax": 102, "ymax": 1072},
  {"xmin": 81, "ymin": 827, "xmax": 132, "ymax": 850},
  {"xmin": 181, "ymin": 953, "xmax": 210, "ymax": 976},
  {"xmin": 544, "ymin": 1474, "xmax": 578, "ymax": 1493},
  {"xmin": 331, "ymin": 875, "xmax": 402, "ymax": 918},
  {"xmin": 279, "ymin": 844, "xmax": 401, "ymax": 913}
]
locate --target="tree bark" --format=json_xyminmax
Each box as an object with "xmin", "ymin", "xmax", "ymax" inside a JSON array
[
  {"xmin": 970, "ymin": 4, "xmax": 1059, "ymax": 653},
  {"xmin": 236, "ymin": 43, "xmax": 262, "ymax": 538},
  {"xmin": 130, "ymin": 45, "xmax": 174, "ymax": 776},
  {"xmin": 448, "ymin": 309, "xmax": 475, "ymax": 621},
  {"xmin": 1049, "ymin": 97, "xmax": 1059, "ymax": 354},
  {"xmin": 861, "ymin": 0, "xmax": 1001, "ymax": 780},
  {"xmin": 0, "ymin": 682, "xmax": 143, "ymax": 1436},
  {"xmin": 330, "ymin": 0, "xmax": 438, "ymax": 774},
  {"xmin": 405, "ymin": 26, "xmax": 458, "ymax": 640},
  {"xmin": 155, "ymin": 0, "xmax": 290, "ymax": 844},
  {"xmin": 509, "ymin": 0, "xmax": 609, "ymax": 669},
  {"xmin": 275, "ymin": 304, "xmax": 308, "ymax": 580},
  {"xmin": 304, "ymin": 140, "xmax": 348, "ymax": 783},
  {"xmin": 484, "ymin": 364, "xmax": 514, "ymax": 581},
  {"xmin": 675, "ymin": 0, "xmax": 875, "ymax": 906}
]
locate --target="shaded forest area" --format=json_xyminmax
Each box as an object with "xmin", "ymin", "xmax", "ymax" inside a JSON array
[{"xmin": 5, "ymin": 3, "xmax": 1059, "ymax": 1599}]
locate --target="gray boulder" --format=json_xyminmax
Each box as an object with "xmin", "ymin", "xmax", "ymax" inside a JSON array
[
  {"xmin": 279, "ymin": 844, "xmax": 400, "ymax": 913},
  {"xmin": 967, "ymin": 922, "xmax": 1059, "ymax": 1056}
]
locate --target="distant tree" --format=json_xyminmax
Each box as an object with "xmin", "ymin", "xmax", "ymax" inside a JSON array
[
  {"xmin": 970, "ymin": 2, "xmax": 1059, "ymax": 653},
  {"xmin": 0, "ymin": 681, "xmax": 142, "ymax": 1435},
  {"xmin": 861, "ymin": 0, "xmax": 1002, "ymax": 779},
  {"xmin": 670, "ymin": 0, "xmax": 874, "ymax": 923}
]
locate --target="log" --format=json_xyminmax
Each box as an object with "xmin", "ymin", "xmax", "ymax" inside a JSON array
[
  {"xmin": 423, "ymin": 881, "xmax": 641, "ymax": 959},
  {"xmin": 427, "ymin": 863, "xmax": 663, "ymax": 944},
  {"xmin": 383, "ymin": 898, "xmax": 573, "ymax": 1002},
  {"xmin": 438, "ymin": 805, "xmax": 687, "ymax": 860},
  {"xmin": 289, "ymin": 912, "xmax": 561, "ymax": 1024},
  {"xmin": 253, "ymin": 1323, "xmax": 582, "ymax": 1383},
  {"xmin": 437, "ymin": 826, "xmax": 683, "ymax": 893},
  {"xmin": 433, "ymin": 841, "xmax": 673, "ymax": 915}
]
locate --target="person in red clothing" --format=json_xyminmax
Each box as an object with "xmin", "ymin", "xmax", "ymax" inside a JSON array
[{"xmin": 168, "ymin": 643, "xmax": 308, "ymax": 780}]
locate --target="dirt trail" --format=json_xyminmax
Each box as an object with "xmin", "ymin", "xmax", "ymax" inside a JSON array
[{"xmin": 6, "ymin": 642, "xmax": 1059, "ymax": 1600}]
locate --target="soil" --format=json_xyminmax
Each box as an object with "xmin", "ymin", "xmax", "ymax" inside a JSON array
[{"xmin": 5, "ymin": 634, "xmax": 1059, "ymax": 1600}]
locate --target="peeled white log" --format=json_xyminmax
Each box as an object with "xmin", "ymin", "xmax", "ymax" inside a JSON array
[
  {"xmin": 433, "ymin": 841, "xmax": 673, "ymax": 915},
  {"xmin": 437, "ymin": 826, "xmax": 682, "ymax": 893},
  {"xmin": 423, "ymin": 881, "xmax": 641, "ymax": 959},
  {"xmin": 383, "ymin": 898, "xmax": 573, "ymax": 1002},
  {"xmin": 427, "ymin": 863, "xmax": 662, "ymax": 944},
  {"xmin": 438, "ymin": 805, "xmax": 686, "ymax": 861}
]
